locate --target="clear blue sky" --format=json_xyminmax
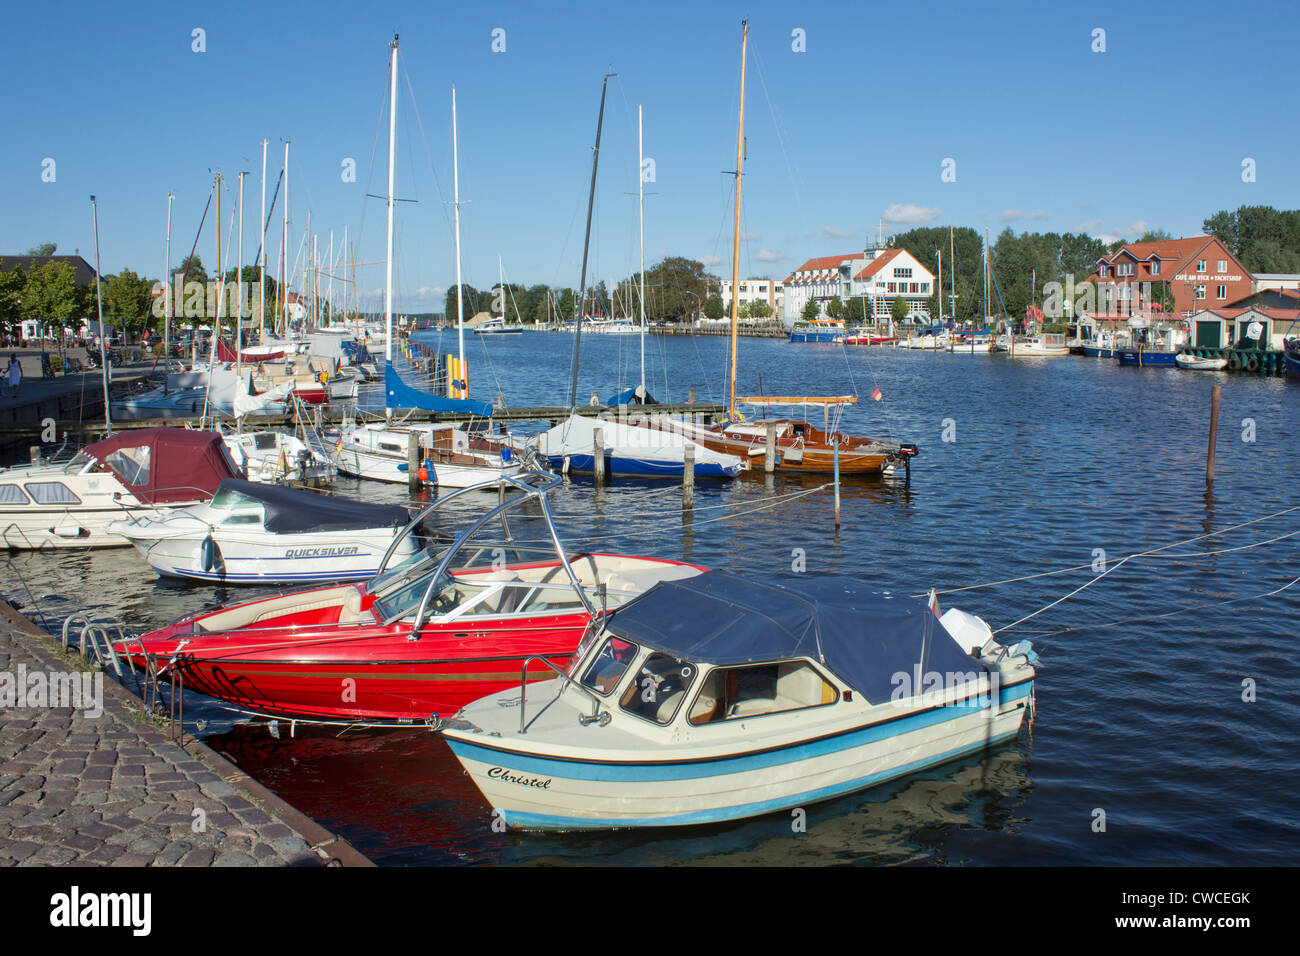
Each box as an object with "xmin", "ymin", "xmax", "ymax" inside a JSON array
[{"xmin": 3, "ymin": 0, "xmax": 1296, "ymax": 311}]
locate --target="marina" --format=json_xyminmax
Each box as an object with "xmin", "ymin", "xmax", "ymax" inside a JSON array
[{"xmin": 2, "ymin": 4, "xmax": 1298, "ymax": 902}]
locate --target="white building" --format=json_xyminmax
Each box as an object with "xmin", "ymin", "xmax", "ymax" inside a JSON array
[
  {"xmin": 719, "ymin": 277, "xmax": 783, "ymax": 318},
  {"xmin": 781, "ymin": 248, "xmax": 934, "ymax": 323}
]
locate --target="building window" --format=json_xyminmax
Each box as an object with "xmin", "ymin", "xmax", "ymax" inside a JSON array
[
  {"xmin": 887, "ymin": 283, "xmax": 896, "ymax": 293},
  {"xmin": 921, "ymin": 283, "xmax": 930, "ymax": 293},
  {"xmin": 910, "ymin": 282, "xmax": 919, "ymax": 293},
  {"xmin": 1099, "ymin": 265, "xmax": 1109, "ymax": 278},
  {"xmin": 1217, "ymin": 285, "xmax": 1226, "ymax": 299},
  {"xmin": 1197, "ymin": 259, "xmax": 1207, "ymax": 273},
  {"xmin": 1118, "ymin": 262, "xmax": 1134, "ymax": 276},
  {"xmin": 1150, "ymin": 261, "xmax": 1161, "ymax": 275},
  {"xmin": 894, "ymin": 267, "xmax": 913, "ymax": 279},
  {"xmin": 1195, "ymin": 285, "xmax": 1206, "ymax": 300},
  {"xmin": 1217, "ymin": 260, "xmax": 1227, "ymax": 273}
]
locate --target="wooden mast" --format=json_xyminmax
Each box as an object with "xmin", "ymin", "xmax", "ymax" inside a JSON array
[{"xmin": 727, "ymin": 20, "xmax": 749, "ymax": 417}]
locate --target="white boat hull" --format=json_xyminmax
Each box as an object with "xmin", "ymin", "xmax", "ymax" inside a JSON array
[{"xmin": 446, "ymin": 677, "xmax": 1032, "ymax": 829}]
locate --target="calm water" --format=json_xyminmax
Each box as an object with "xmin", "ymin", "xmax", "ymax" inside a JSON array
[{"xmin": 6, "ymin": 331, "xmax": 1300, "ymax": 865}]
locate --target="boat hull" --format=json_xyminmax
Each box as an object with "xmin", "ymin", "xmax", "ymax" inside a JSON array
[
  {"xmin": 1117, "ymin": 349, "xmax": 1177, "ymax": 367},
  {"xmin": 445, "ymin": 678, "xmax": 1032, "ymax": 829}
]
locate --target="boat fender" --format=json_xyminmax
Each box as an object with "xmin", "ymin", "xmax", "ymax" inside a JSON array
[
  {"xmin": 200, "ymin": 534, "xmax": 216, "ymax": 572},
  {"xmin": 1228, "ymin": 352, "xmax": 1243, "ymax": 371},
  {"xmin": 417, "ymin": 466, "xmax": 429, "ymax": 482},
  {"xmin": 1245, "ymin": 354, "xmax": 1260, "ymax": 373}
]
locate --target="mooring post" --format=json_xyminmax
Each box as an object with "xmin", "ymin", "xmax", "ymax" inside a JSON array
[
  {"xmin": 407, "ymin": 430, "xmax": 420, "ymax": 492},
  {"xmin": 593, "ymin": 427, "xmax": 605, "ymax": 486},
  {"xmin": 764, "ymin": 422, "xmax": 777, "ymax": 473},
  {"xmin": 683, "ymin": 442, "xmax": 695, "ymax": 511},
  {"xmin": 833, "ymin": 437, "xmax": 841, "ymax": 529},
  {"xmin": 1206, "ymin": 383, "xmax": 1221, "ymax": 486},
  {"xmin": 688, "ymin": 388, "xmax": 696, "ymax": 404}
]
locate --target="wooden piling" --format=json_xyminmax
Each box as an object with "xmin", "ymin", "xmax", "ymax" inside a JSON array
[
  {"xmin": 833, "ymin": 438, "xmax": 841, "ymax": 528},
  {"xmin": 683, "ymin": 443, "xmax": 694, "ymax": 511},
  {"xmin": 688, "ymin": 388, "xmax": 696, "ymax": 404},
  {"xmin": 593, "ymin": 427, "xmax": 605, "ymax": 485},
  {"xmin": 407, "ymin": 430, "xmax": 420, "ymax": 492},
  {"xmin": 764, "ymin": 422, "xmax": 777, "ymax": 473},
  {"xmin": 1206, "ymin": 384, "xmax": 1221, "ymax": 486}
]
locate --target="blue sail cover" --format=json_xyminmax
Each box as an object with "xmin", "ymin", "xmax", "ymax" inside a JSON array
[
  {"xmin": 604, "ymin": 570, "xmax": 987, "ymax": 704},
  {"xmin": 384, "ymin": 361, "xmax": 493, "ymax": 417}
]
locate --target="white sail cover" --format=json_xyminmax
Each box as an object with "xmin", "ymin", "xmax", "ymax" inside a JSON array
[{"xmin": 536, "ymin": 413, "xmax": 742, "ymax": 470}]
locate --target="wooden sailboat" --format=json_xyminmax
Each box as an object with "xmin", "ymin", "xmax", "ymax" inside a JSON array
[{"xmin": 663, "ymin": 22, "xmax": 919, "ymax": 477}]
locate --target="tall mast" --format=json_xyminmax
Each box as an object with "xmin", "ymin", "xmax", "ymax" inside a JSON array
[
  {"xmin": 949, "ymin": 225, "xmax": 955, "ymax": 323},
  {"xmin": 212, "ymin": 172, "xmax": 222, "ymax": 369},
  {"xmin": 727, "ymin": 21, "xmax": 749, "ymax": 417},
  {"xmin": 566, "ymin": 73, "xmax": 617, "ymax": 413},
  {"xmin": 498, "ymin": 255, "xmax": 505, "ymax": 324},
  {"xmin": 451, "ymin": 85, "xmax": 465, "ymax": 396},
  {"xmin": 638, "ymin": 104, "xmax": 646, "ymax": 393},
  {"xmin": 281, "ymin": 141, "xmax": 289, "ymax": 335},
  {"xmin": 163, "ymin": 192, "xmax": 174, "ymax": 390},
  {"xmin": 383, "ymin": 34, "xmax": 398, "ymax": 413},
  {"xmin": 236, "ymin": 170, "xmax": 246, "ymax": 399},
  {"xmin": 259, "ymin": 139, "xmax": 267, "ymax": 342},
  {"xmin": 90, "ymin": 195, "xmax": 111, "ymax": 436}
]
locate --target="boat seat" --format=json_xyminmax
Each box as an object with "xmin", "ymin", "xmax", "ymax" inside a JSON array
[
  {"xmin": 197, "ymin": 585, "xmax": 357, "ymax": 631},
  {"xmin": 655, "ymin": 689, "xmax": 686, "ymax": 723},
  {"xmin": 337, "ymin": 587, "xmax": 375, "ymax": 624},
  {"xmin": 603, "ymin": 564, "xmax": 701, "ymax": 595}
]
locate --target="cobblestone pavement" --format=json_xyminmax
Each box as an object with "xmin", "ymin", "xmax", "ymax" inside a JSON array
[{"xmin": 0, "ymin": 600, "xmax": 371, "ymax": 867}]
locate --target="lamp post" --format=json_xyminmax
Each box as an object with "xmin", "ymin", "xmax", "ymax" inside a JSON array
[{"xmin": 683, "ymin": 290, "xmax": 701, "ymax": 325}]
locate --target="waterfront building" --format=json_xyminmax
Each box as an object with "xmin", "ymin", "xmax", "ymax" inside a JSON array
[
  {"xmin": 1188, "ymin": 306, "xmax": 1300, "ymax": 350},
  {"xmin": 781, "ymin": 248, "xmax": 933, "ymax": 324},
  {"xmin": 1088, "ymin": 236, "xmax": 1252, "ymax": 317},
  {"xmin": 719, "ymin": 277, "xmax": 783, "ymax": 318}
]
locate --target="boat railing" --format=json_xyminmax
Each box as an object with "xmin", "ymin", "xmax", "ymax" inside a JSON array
[{"xmin": 517, "ymin": 653, "xmax": 608, "ymax": 735}]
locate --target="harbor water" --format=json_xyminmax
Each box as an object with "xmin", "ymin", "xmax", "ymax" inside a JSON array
[{"xmin": 6, "ymin": 331, "xmax": 1299, "ymax": 865}]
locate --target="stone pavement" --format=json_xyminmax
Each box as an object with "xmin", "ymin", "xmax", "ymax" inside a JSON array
[{"xmin": 0, "ymin": 599, "xmax": 371, "ymax": 867}]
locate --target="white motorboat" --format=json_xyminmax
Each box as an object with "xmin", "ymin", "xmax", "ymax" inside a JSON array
[
  {"xmin": 107, "ymin": 478, "xmax": 420, "ymax": 584},
  {"xmin": 222, "ymin": 429, "xmax": 338, "ymax": 485},
  {"xmin": 1174, "ymin": 353, "xmax": 1228, "ymax": 371},
  {"xmin": 0, "ymin": 428, "xmax": 240, "ymax": 549},
  {"xmin": 1007, "ymin": 333, "xmax": 1069, "ymax": 357},
  {"xmin": 317, "ymin": 421, "xmax": 523, "ymax": 488},
  {"xmin": 441, "ymin": 570, "xmax": 1037, "ymax": 830}
]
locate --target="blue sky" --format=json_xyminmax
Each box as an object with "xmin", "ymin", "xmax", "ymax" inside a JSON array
[{"xmin": 3, "ymin": 0, "xmax": 1297, "ymax": 311}]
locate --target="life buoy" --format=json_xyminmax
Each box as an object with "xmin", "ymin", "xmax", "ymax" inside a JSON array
[
  {"xmin": 1228, "ymin": 352, "xmax": 1243, "ymax": 371},
  {"xmin": 1245, "ymin": 354, "xmax": 1260, "ymax": 373}
]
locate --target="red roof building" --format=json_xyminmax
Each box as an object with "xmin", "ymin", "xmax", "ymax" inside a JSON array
[
  {"xmin": 782, "ymin": 248, "xmax": 933, "ymax": 322},
  {"xmin": 1087, "ymin": 235, "xmax": 1252, "ymax": 316}
]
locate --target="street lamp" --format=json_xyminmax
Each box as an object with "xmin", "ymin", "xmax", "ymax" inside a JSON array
[{"xmin": 683, "ymin": 290, "xmax": 701, "ymax": 325}]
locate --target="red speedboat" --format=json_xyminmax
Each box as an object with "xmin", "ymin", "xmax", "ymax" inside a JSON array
[{"xmin": 115, "ymin": 472, "xmax": 704, "ymax": 723}]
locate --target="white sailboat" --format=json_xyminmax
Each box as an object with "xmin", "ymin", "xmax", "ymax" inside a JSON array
[{"xmin": 328, "ymin": 39, "xmax": 521, "ymax": 489}]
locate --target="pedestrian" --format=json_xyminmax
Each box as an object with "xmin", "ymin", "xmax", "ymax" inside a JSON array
[{"xmin": 7, "ymin": 353, "xmax": 21, "ymax": 398}]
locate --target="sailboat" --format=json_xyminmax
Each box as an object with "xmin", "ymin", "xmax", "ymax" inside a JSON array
[
  {"xmin": 474, "ymin": 258, "xmax": 524, "ymax": 333},
  {"xmin": 325, "ymin": 39, "xmax": 521, "ymax": 489},
  {"xmin": 661, "ymin": 22, "xmax": 919, "ymax": 477},
  {"xmin": 530, "ymin": 89, "xmax": 743, "ymax": 479}
]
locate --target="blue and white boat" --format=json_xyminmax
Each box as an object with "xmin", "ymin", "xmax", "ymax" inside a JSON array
[
  {"xmin": 1116, "ymin": 347, "xmax": 1178, "ymax": 367},
  {"xmin": 532, "ymin": 413, "xmax": 743, "ymax": 479},
  {"xmin": 441, "ymin": 571, "xmax": 1037, "ymax": 830},
  {"xmin": 106, "ymin": 478, "xmax": 420, "ymax": 584},
  {"xmin": 788, "ymin": 319, "xmax": 846, "ymax": 343}
]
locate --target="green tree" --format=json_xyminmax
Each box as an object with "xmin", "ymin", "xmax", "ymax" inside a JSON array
[
  {"xmin": 25, "ymin": 242, "xmax": 57, "ymax": 257},
  {"xmin": 801, "ymin": 298, "xmax": 821, "ymax": 322},
  {"xmin": 825, "ymin": 295, "xmax": 844, "ymax": 319},
  {"xmin": 0, "ymin": 263, "xmax": 27, "ymax": 339},
  {"xmin": 749, "ymin": 299, "xmax": 772, "ymax": 319},
  {"xmin": 445, "ymin": 284, "xmax": 478, "ymax": 322},
  {"xmin": 103, "ymin": 269, "xmax": 153, "ymax": 340},
  {"xmin": 703, "ymin": 294, "xmax": 724, "ymax": 320},
  {"xmin": 843, "ymin": 296, "xmax": 869, "ymax": 325},
  {"xmin": 890, "ymin": 295, "xmax": 909, "ymax": 324},
  {"xmin": 22, "ymin": 261, "xmax": 80, "ymax": 344}
]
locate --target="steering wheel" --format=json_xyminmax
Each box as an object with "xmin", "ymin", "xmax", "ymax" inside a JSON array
[{"xmin": 430, "ymin": 588, "xmax": 462, "ymax": 614}]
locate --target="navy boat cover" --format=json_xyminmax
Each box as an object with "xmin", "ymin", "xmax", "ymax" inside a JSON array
[
  {"xmin": 384, "ymin": 361, "xmax": 494, "ymax": 417},
  {"xmin": 604, "ymin": 570, "xmax": 987, "ymax": 704},
  {"xmin": 215, "ymin": 479, "xmax": 411, "ymax": 534}
]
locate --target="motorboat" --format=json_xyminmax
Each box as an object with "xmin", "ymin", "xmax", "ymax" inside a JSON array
[
  {"xmin": 317, "ymin": 420, "xmax": 523, "ymax": 488},
  {"xmin": 0, "ymin": 428, "xmax": 240, "ymax": 549},
  {"xmin": 223, "ymin": 429, "xmax": 338, "ymax": 485},
  {"xmin": 531, "ymin": 412, "xmax": 744, "ymax": 479},
  {"xmin": 1174, "ymin": 353, "xmax": 1228, "ymax": 372},
  {"xmin": 112, "ymin": 471, "xmax": 707, "ymax": 721},
  {"xmin": 788, "ymin": 320, "xmax": 845, "ymax": 343},
  {"xmin": 107, "ymin": 478, "xmax": 418, "ymax": 584},
  {"xmin": 440, "ymin": 570, "xmax": 1038, "ymax": 830},
  {"xmin": 1007, "ymin": 333, "xmax": 1069, "ymax": 357}
]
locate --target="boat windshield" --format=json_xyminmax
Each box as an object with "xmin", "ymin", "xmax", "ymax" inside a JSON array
[
  {"xmin": 578, "ymin": 636, "xmax": 641, "ymax": 697},
  {"xmin": 208, "ymin": 487, "xmax": 264, "ymax": 526}
]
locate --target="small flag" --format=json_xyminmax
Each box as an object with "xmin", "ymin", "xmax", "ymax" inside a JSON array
[
  {"xmin": 870, "ymin": 387, "xmax": 883, "ymax": 402},
  {"xmin": 927, "ymin": 588, "xmax": 941, "ymax": 617}
]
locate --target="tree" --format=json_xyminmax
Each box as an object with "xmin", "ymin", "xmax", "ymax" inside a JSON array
[
  {"xmin": 825, "ymin": 296, "xmax": 844, "ymax": 320},
  {"xmin": 703, "ymin": 294, "xmax": 724, "ymax": 320},
  {"xmin": 103, "ymin": 270, "xmax": 153, "ymax": 340},
  {"xmin": 25, "ymin": 243, "xmax": 57, "ymax": 257},
  {"xmin": 749, "ymin": 299, "xmax": 772, "ymax": 319},
  {"xmin": 0, "ymin": 263, "xmax": 27, "ymax": 339},
  {"xmin": 444, "ymin": 284, "xmax": 478, "ymax": 322},
  {"xmin": 890, "ymin": 295, "xmax": 909, "ymax": 324},
  {"xmin": 801, "ymin": 298, "xmax": 821, "ymax": 322},
  {"xmin": 843, "ymin": 296, "xmax": 869, "ymax": 325},
  {"xmin": 22, "ymin": 261, "xmax": 79, "ymax": 344}
]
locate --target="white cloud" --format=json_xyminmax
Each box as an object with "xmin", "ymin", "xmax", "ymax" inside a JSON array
[
  {"xmin": 739, "ymin": 232, "xmax": 760, "ymax": 242},
  {"xmin": 822, "ymin": 226, "xmax": 852, "ymax": 238},
  {"xmin": 1119, "ymin": 220, "xmax": 1148, "ymax": 236},
  {"xmin": 755, "ymin": 249, "xmax": 789, "ymax": 262},
  {"xmin": 700, "ymin": 255, "xmax": 722, "ymax": 266},
  {"xmin": 998, "ymin": 209, "xmax": 1051, "ymax": 222},
  {"xmin": 1075, "ymin": 219, "xmax": 1103, "ymax": 234},
  {"xmin": 882, "ymin": 203, "xmax": 940, "ymax": 225}
]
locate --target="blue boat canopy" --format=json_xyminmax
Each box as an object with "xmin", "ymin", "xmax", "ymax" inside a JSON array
[
  {"xmin": 384, "ymin": 361, "xmax": 494, "ymax": 417},
  {"xmin": 604, "ymin": 570, "xmax": 987, "ymax": 704},
  {"xmin": 605, "ymin": 385, "xmax": 658, "ymax": 407}
]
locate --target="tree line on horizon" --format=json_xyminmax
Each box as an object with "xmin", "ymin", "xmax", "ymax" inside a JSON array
[{"xmin": 5, "ymin": 204, "xmax": 1298, "ymax": 341}]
